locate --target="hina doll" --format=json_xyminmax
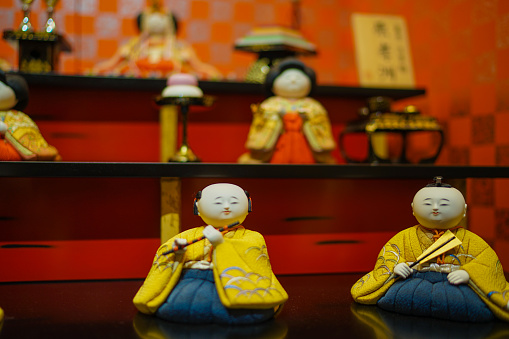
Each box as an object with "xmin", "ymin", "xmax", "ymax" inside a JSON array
[
  {"xmin": 93, "ymin": 1, "xmax": 221, "ymax": 80},
  {"xmin": 0, "ymin": 71, "xmax": 60, "ymax": 161},
  {"xmin": 133, "ymin": 183, "xmax": 287, "ymax": 324},
  {"xmin": 351, "ymin": 177, "xmax": 509, "ymax": 322},
  {"xmin": 238, "ymin": 58, "xmax": 336, "ymax": 164}
]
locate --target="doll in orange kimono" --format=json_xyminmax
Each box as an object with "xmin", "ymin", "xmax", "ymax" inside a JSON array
[
  {"xmin": 352, "ymin": 177, "xmax": 509, "ymax": 322},
  {"xmin": 133, "ymin": 183, "xmax": 287, "ymax": 324},
  {"xmin": 0, "ymin": 71, "xmax": 60, "ymax": 161},
  {"xmin": 238, "ymin": 59, "xmax": 336, "ymax": 164},
  {"xmin": 93, "ymin": 1, "xmax": 221, "ymax": 80}
]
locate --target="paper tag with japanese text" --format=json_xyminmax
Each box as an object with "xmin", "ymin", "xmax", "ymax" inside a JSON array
[{"xmin": 352, "ymin": 13, "xmax": 415, "ymax": 88}]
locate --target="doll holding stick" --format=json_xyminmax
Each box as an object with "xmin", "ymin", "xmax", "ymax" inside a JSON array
[{"xmin": 133, "ymin": 183, "xmax": 287, "ymax": 324}]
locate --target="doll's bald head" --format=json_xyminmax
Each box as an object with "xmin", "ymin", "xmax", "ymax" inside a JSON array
[{"xmin": 194, "ymin": 183, "xmax": 251, "ymax": 227}]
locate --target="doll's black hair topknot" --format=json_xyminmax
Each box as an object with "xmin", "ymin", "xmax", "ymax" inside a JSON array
[
  {"xmin": 0, "ymin": 71, "xmax": 29, "ymax": 111},
  {"xmin": 0, "ymin": 71, "xmax": 7, "ymax": 84},
  {"xmin": 136, "ymin": 12, "xmax": 179, "ymax": 34},
  {"xmin": 193, "ymin": 190, "xmax": 202, "ymax": 215},
  {"xmin": 263, "ymin": 58, "xmax": 317, "ymax": 97},
  {"xmin": 425, "ymin": 176, "xmax": 452, "ymax": 188}
]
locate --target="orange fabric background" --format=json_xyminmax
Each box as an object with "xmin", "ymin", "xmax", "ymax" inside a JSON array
[{"xmin": 0, "ymin": 0, "xmax": 508, "ymax": 262}]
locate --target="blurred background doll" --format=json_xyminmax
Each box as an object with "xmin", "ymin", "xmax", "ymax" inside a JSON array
[
  {"xmin": 238, "ymin": 58, "xmax": 336, "ymax": 164},
  {"xmin": 0, "ymin": 71, "xmax": 60, "ymax": 161},
  {"xmin": 0, "ymin": 58, "xmax": 11, "ymax": 72},
  {"xmin": 351, "ymin": 177, "xmax": 509, "ymax": 322},
  {"xmin": 93, "ymin": 1, "xmax": 221, "ymax": 80},
  {"xmin": 133, "ymin": 183, "xmax": 287, "ymax": 325}
]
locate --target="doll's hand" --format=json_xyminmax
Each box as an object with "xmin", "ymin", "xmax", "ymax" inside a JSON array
[
  {"xmin": 203, "ymin": 225, "xmax": 224, "ymax": 246},
  {"xmin": 0, "ymin": 121, "xmax": 7, "ymax": 135},
  {"xmin": 172, "ymin": 238, "xmax": 187, "ymax": 253},
  {"xmin": 447, "ymin": 270, "xmax": 470, "ymax": 285},
  {"xmin": 394, "ymin": 263, "xmax": 413, "ymax": 279}
]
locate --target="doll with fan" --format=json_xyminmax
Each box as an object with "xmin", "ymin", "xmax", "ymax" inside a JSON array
[{"xmin": 352, "ymin": 177, "xmax": 509, "ymax": 322}]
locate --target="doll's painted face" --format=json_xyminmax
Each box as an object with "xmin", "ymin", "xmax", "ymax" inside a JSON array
[
  {"xmin": 412, "ymin": 187, "xmax": 466, "ymax": 230},
  {"xmin": 272, "ymin": 68, "xmax": 311, "ymax": 99},
  {"xmin": 144, "ymin": 12, "xmax": 172, "ymax": 35},
  {"xmin": 196, "ymin": 183, "xmax": 249, "ymax": 227},
  {"xmin": 0, "ymin": 81, "xmax": 16, "ymax": 111}
]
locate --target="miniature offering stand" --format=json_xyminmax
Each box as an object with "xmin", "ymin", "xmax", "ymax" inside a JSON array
[
  {"xmin": 3, "ymin": 0, "xmax": 70, "ymax": 73},
  {"xmin": 2, "ymin": 30, "xmax": 71, "ymax": 73},
  {"xmin": 155, "ymin": 95, "xmax": 214, "ymax": 162},
  {"xmin": 339, "ymin": 96, "xmax": 443, "ymax": 164}
]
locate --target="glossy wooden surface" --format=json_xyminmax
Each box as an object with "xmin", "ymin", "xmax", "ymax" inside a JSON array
[
  {"xmin": 15, "ymin": 73, "xmax": 426, "ymax": 99},
  {"xmin": 1, "ymin": 162, "xmax": 509, "ymax": 179},
  {"xmin": 1, "ymin": 274, "xmax": 508, "ymax": 339}
]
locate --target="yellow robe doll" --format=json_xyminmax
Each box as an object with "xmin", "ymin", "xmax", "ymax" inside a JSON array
[
  {"xmin": 352, "ymin": 178, "xmax": 509, "ymax": 322},
  {"xmin": 134, "ymin": 184, "xmax": 288, "ymax": 324},
  {"xmin": 352, "ymin": 226, "xmax": 509, "ymax": 322}
]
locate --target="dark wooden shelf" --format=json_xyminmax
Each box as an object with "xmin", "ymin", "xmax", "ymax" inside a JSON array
[
  {"xmin": 12, "ymin": 72, "xmax": 426, "ymax": 99},
  {"xmin": 0, "ymin": 162, "xmax": 507, "ymax": 179}
]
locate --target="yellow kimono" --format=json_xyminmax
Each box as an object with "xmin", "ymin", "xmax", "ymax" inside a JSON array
[
  {"xmin": 1, "ymin": 110, "xmax": 60, "ymax": 161},
  {"xmin": 351, "ymin": 226, "xmax": 509, "ymax": 322},
  {"xmin": 133, "ymin": 226, "xmax": 288, "ymax": 316},
  {"xmin": 239, "ymin": 96, "xmax": 336, "ymax": 164}
]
